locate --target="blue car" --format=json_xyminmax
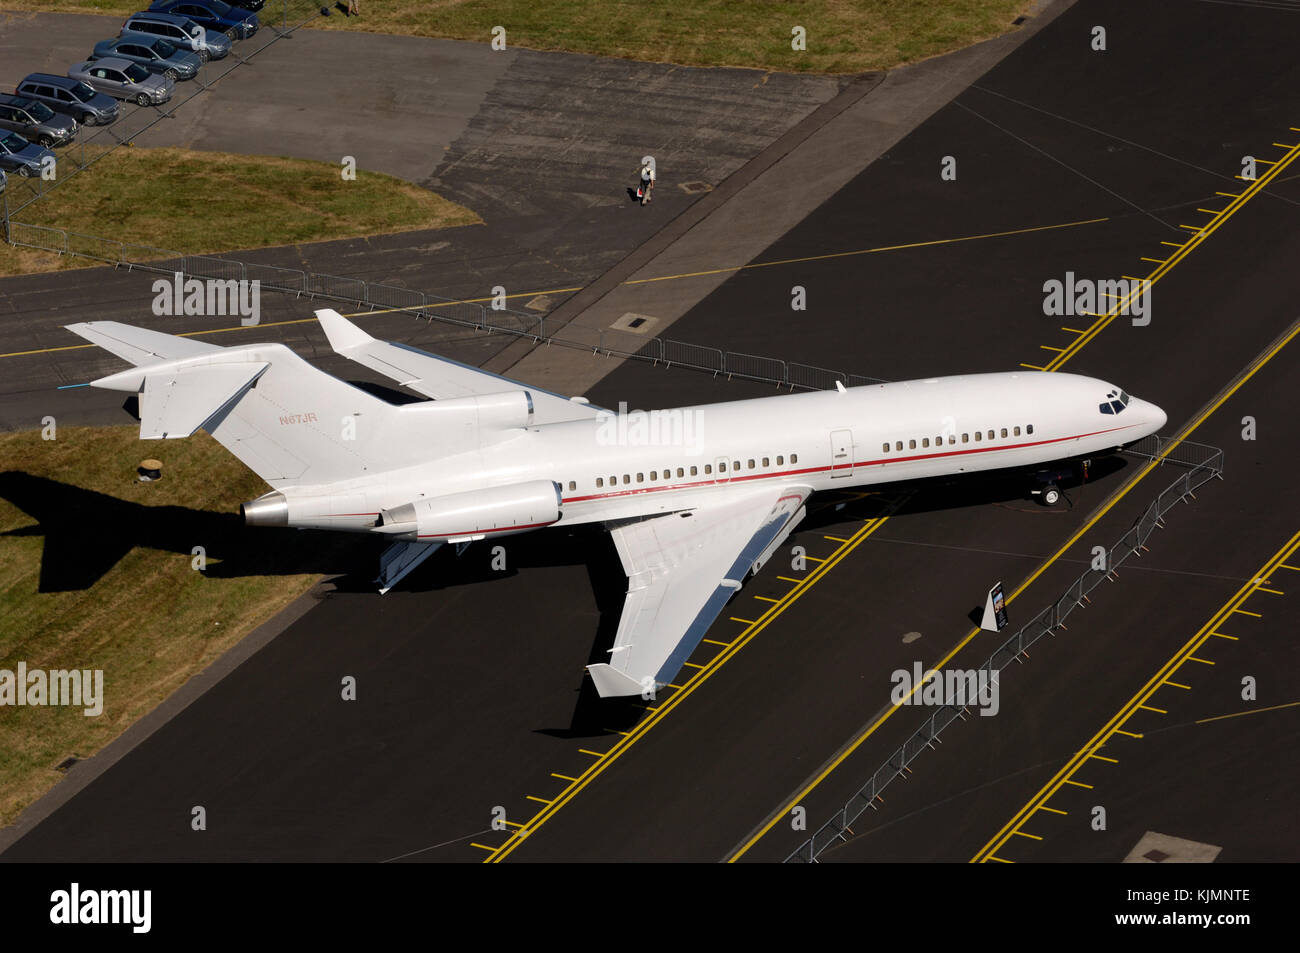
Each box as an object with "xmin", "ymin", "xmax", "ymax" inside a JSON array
[
  {"xmin": 0, "ymin": 131, "xmax": 55, "ymax": 178},
  {"xmin": 147, "ymin": 1, "xmax": 259, "ymax": 40}
]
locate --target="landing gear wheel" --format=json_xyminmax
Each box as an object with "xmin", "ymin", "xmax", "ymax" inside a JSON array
[{"xmin": 1040, "ymin": 484, "xmax": 1062, "ymax": 507}]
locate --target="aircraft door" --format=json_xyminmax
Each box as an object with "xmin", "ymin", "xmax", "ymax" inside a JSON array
[{"xmin": 830, "ymin": 429, "xmax": 854, "ymax": 478}]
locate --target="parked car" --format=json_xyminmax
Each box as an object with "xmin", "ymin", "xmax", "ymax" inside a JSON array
[
  {"xmin": 0, "ymin": 94, "xmax": 78, "ymax": 147},
  {"xmin": 15, "ymin": 73, "xmax": 119, "ymax": 126},
  {"xmin": 147, "ymin": 1, "xmax": 259, "ymax": 40},
  {"xmin": 120, "ymin": 11, "xmax": 231, "ymax": 61},
  {"xmin": 92, "ymin": 36, "xmax": 202, "ymax": 81},
  {"xmin": 69, "ymin": 59, "xmax": 175, "ymax": 106},
  {"xmin": 0, "ymin": 132, "xmax": 55, "ymax": 178}
]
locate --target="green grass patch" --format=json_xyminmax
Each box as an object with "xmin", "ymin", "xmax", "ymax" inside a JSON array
[
  {"xmin": 1, "ymin": 146, "xmax": 480, "ymax": 276},
  {"xmin": 0, "ymin": 425, "xmax": 354, "ymax": 827},
  {"xmin": 11, "ymin": 0, "xmax": 1033, "ymax": 73}
]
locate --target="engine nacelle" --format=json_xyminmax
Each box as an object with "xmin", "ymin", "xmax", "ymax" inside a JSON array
[
  {"xmin": 377, "ymin": 479, "xmax": 562, "ymax": 542},
  {"xmin": 396, "ymin": 390, "xmax": 534, "ymax": 433}
]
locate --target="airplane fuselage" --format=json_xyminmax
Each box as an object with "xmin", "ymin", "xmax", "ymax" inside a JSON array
[{"xmin": 267, "ymin": 371, "xmax": 1167, "ymax": 535}]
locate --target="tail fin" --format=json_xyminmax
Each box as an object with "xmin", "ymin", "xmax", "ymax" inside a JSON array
[{"xmin": 67, "ymin": 321, "xmax": 453, "ymax": 489}]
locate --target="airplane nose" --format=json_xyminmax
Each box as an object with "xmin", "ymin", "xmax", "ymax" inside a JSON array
[{"xmin": 1149, "ymin": 402, "xmax": 1167, "ymax": 432}]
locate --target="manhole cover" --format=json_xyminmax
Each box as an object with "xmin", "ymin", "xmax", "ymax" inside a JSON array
[
  {"xmin": 610, "ymin": 312, "xmax": 659, "ymax": 334},
  {"xmin": 525, "ymin": 294, "xmax": 553, "ymax": 312},
  {"xmin": 1143, "ymin": 849, "xmax": 1170, "ymax": 863},
  {"xmin": 679, "ymin": 181, "xmax": 713, "ymax": 194}
]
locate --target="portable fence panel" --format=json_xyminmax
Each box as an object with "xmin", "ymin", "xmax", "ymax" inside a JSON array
[
  {"xmin": 308, "ymin": 272, "xmax": 367, "ymax": 302},
  {"xmin": 185, "ymin": 255, "xmax": 245, "ymax": 282},
  {"xmin": 663, "ymin": 339, "xmax": 724, "ymax": 373},
  {"xmin": 244, "ymin": 262, "xmax": 307, "ymax": 294},
  {"xmin": 725, "ymin": 351, "xmax": 787, "ymax": 384}
]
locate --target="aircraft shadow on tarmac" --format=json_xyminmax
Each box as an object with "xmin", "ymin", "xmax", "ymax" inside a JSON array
[{"xmin": 0, "ymin": 471, "xmax": 371, "ymax": 592}]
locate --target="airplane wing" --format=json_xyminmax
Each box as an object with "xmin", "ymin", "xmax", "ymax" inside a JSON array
[
  {"xmin": 315, "ymin": 309, "xmax": 607, "ymax": 424},
  {"xmin": 587, "ymin": 485, "xmax": 812, "ymax": 698},
  {"xmin": 66, "ymin": 321, "xmax": 222, "ymax": 365}
]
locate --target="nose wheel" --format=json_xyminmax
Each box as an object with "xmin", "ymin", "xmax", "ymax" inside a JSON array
[{"xmin": 1036, "ymin": 484, "xmax": 1062, "ymax": 507}]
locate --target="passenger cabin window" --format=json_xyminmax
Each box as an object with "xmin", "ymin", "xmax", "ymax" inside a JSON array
[
  {"xmin": 636, "ymin": 473, "xmax": 644, "ymax": 483},
  {"xmin": 705, "ymin": 464, "xmax": 712, "ymax": 474},
  {"xmin": 748, "ymin": 459, "xmax": 755, "ymax": 469},
  {"xmin": 568, "ymin": 480, "xmax": 576, "ymax": 491},
  {"xmin": 762, "ymin": 457, "xmax": 769, "ymax": 467},
  {"xmin": 974, "ymin": 432, "xmax": 981, "ymax": 442},
  {"xmin": 882, "ymin": 443, "xmax": 890, "ymax": 453},
  {"xmin": 650, "ymin": 471, "xmax": 657, "ymax": 480},
  {"xmin": 1027, "ymin": 424, "xmax": 1034, "ymax": 434},
  {"xmin": 1001, "ymin": 428, "xmax": 1008, "ymax": 438},
  {"xmin": 909, "ymin": 440, "xmax": 916, "ymax": 450},
  {"xmin": 895, "ymin": 441, "xmax": 902, "ymax": 451},
  {"xmin": 777, "ymin": 455, "xmax": 784, "ymax": 465},
  {"xmin": 596, "ymin": 478, "xmax": 603, "ymax": 488},
  {"xmin": 961, "ymin": 433, "xmax": 969, "ymax": 443},
  {"xmin": 719, "ymin": 462, "xmax": 727, "ymax": 472},
  {"xmin": 922, "ymin": 438, "xmax": 930, "ymax": 448},
  {"xmin": 1013, "ymin": 426, "xmax": 1021, "ymax": 437},
  {"xmin": 791, "ymin": 453, "xmax": 798, "ymax": 463},
  {"xmin": 690, "ymin": 466, "xmax": 698, "ymax": 476}
]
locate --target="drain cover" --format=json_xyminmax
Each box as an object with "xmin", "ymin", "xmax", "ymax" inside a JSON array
[{"xmin": 679, "ymin": 181, "xmax": 712, "ymax": 194}]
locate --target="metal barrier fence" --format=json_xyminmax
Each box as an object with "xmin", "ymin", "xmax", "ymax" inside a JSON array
[
  {"xmin": 785, "ymin": 434, "xmax": 1225, "ymax": 862},
  {"xmin": 3, "ymin": 219, "xmax": 887, "ymax": 393}
]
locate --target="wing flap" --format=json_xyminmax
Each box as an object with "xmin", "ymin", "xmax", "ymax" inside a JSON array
[{"xmin": 589, "ymin": 485, "xmax": 811, "ymax": 697}]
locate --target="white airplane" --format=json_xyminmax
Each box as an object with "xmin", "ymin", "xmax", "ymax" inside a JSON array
[{"xmin": 67, "ymin": 310, "xmax": 1166, "ymax": 697}]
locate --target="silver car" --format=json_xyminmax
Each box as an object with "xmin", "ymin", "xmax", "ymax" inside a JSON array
[
  {"xmin": 92, "ymin": 37, "xmax": 202, "ymax": 81},
  {"xmin": 121, "ymin": 12, "xmax": 231, "ymax": 61},
  {"xmin": 0, "ymin": 94, "xmax": 78, "ymax": 147},
  {"xmin": 69, "ymin": 59, "xmax": 174, "ymax": 106}
]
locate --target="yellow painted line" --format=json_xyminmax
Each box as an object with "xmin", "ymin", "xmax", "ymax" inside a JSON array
[
  {"xmin": 525, "ymin": 796, "xmax": 552, "ymax": 805},
  {"xmin": 1115, "ymin": 729, "xmax": 1143, "ymax": 738},
  {"xmin": 802, "ymin": 556, "xmax": 826, "ymax": 564},
  {"xmin": 777, "ymin": 576, "xmax": 803, "ymax": 584},
  {"xmin": 624, "ymin": 217, "xmax": 1110, "ymax": 286},
  {"xmin": 1019, "ymin": 363, "xmax": 1046, "ymax": 370},
  {"xmin": 823, "ymin": 535, "xmax": 850, "ymax": 543},
  {"xmin": 1012, "ymin": 831, "xmax": 1043, "ymax": 840},
  {"xmin": 469, "ymin": 843, "xmax": 496, "ymax": 852},
  {"xmin": 489, "ymin": 513, "xmax": 896, "ymax": 862},
  {"xmin": 1164, "ymin": 681, "xmax": 1191, "ymax": 690},
  {"xmin": 1195, "ymin": 208, "xmax": 1223, "ymax": 215},
  {"xmin": 1233, "ymin": 609, "xmax": 1261, "ymax": 617},
  {"xmin": 973, "ymin": 528, "xmax": 1300, "ymax": 862},
  {"xmin": 578, "ymin": 749, "xmax": 604, "ymax": 758},
  {"xmin": 1210, "ymin": 632, "xmax": 1238, "ymax": 640},
  {"xmin": 1256, "ymin": 587, "xmax": 1283, "ymax": 595},
  {"xmin": 729, "ymin": 618, "xmax": 757, "ymax": 625},
  {"xmin": 1061, "ymin": 327, "xmax": 1085, "ymax": 334},
  {"xmin": 740, "ymin": 318, "xmax": 1300, "ymax": 862},
  {"xmin": 702, "ymin": 638, "xmax": 731, "ymax": 647},
  {"xmin": 1139, "ymin": 705, "xmax": 1167, "ymax": 714},
  {"xmin": 1140, "ymin": 257, "xmax": 1167, "ymax": 264},
  {"xmin": 1064, "ymin": 780, "xmax": 1093, "ymax": 789},
  {"xmin": 1271, "ymin": 143, "xmax": 1296, "ymax": 149},
  {"xmin": 986, "ymin": 855, "xmax": 1012, "ymax": 863},
  {"xmin": 1279, "ymin": 564, "xmax": 1300, "ymax": 572},
  {"xmin": 682, "ymin": 661, "xmax": 706, "ymax": 669},
  {"xmin": 1090, "ymin": 754, "xmax": 1119, "ymax": 763},
  {"xmin": 1040, "ymin": 345, "xmax": 1064, "ymax": 352},
  {"xmin": 1160, "ymin": 241, "xmax": 1186, "ymax": 248},
  {"xmin": 1185, "ymin": 656, "xmax": 1215, "ymax": 665},
  {"xmin": 551, "ymin": 773, "xmax": 577, "ymax": 782},
  {"xmin": 1178, "ymin": 224, "xmax": 1202, "ymax": 232},
  {"xmin": 1215, "ymin": 192, "xmax": 1240, "ymax": 198},
  {"xmin": 753, "ymin": 595, "xmax": 780, "ymax": 603},
  {"xmin": 503, "ymin": 820, "xmax": 525, "ymax": 829},
  {"xmin": 1196, "ymin": 700, "xmax": 1300, "ymax": 724},
  {"xmin": 1038, "ymin": 806, "xmax": 1068, "ymax": 815}
]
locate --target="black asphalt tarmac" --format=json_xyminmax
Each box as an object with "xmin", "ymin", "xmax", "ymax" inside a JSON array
[{"xmin": 3, "ymin": 0, "xmax": 1298, "ymax": 863}]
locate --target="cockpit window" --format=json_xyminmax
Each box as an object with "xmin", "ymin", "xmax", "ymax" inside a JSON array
[{"xmin": 1099, "ymin": 388, "xmax": 1131, "ymax": 415}]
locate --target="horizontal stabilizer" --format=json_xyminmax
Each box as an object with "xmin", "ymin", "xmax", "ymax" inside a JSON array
[
  {"xmin": 587, "ymin": 663, "xmax": 647, "ymax": 699},
  {"xmin": 137, "ymin": 362, "xmax": 268, "ymax": 439},
  {"xmin": 315, "ymin": 309, "xmax": 607, "ymax": 423},
  {"xmin": 66, "ymin": 321, "xmax": 221, "ymax": 366}
]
